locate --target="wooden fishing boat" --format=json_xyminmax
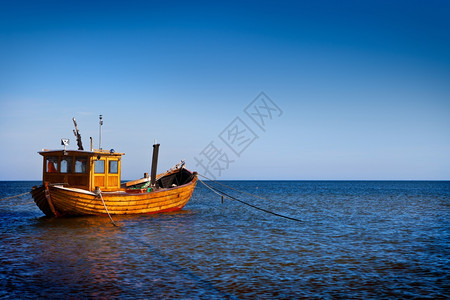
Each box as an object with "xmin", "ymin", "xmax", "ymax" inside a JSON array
[{"xmin": 31, "ymin": 118, "xmax": 197, "ymax": 217}]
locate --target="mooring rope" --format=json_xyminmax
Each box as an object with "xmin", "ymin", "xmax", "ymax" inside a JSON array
[
  {"xmin": 198, "ymin": 174, "xmax": 275, "ymax": 202},
  {"xmin": 96, "ymin": 188, "xmax": 118, "ymax": 227},
  {"xmin": 7, "ymin": 200, "xmax": 35, "ymax": 207},
  {"xmin": 0, "ymin": 192, "xmax": 30, "ymax": 202},
  {"xmin": 198, "ymin": 178, "xmax": 303, "ymax": 223}
]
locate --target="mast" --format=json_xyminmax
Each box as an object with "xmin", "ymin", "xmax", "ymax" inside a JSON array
[{"xmin": 99, "ymin": 115, "xmax": 103, "ymax": 150}]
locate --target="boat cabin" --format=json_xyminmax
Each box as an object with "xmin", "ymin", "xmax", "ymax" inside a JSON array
[{"xmin": 39, "ymin": 149, "xmax": 124, "ymax": 192}]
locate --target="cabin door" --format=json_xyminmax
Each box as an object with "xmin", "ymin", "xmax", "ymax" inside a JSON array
[
  {"xmin": 93, "ymin": 158, "xmax": 107, "ymax": 190},
  {"xmin": 106, "ymin": 158, "xmax": 120, "ymax": 190}
]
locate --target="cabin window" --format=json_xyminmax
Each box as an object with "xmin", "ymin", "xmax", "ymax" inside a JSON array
[
  {"xmin": 109, "ymin": 160, "xmax": 118, "ymax": 174},
  {"xmin": 75, "ymin": 157, "xmax": 87, "ymax": 173},
  {"xmin": 95, "ymin": 160, "xmax": 105, "ymax": 174},
  {"xmin": 60, "ymin": 157, "xmax": 73, "ymax": 173},
  {"xmin": 46, "ymin": 157, "xmax": 58, "ymax": 173}
]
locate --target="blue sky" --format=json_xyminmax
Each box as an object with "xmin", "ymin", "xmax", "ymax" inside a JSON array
[{"xmin": 1, "ymin": 0, "xmax": 449, "ymax": 180}]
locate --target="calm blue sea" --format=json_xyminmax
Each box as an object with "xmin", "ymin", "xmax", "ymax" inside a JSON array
[{"xmin": 0, "ymin": 180, "xmax": 449, "ymax": 299}]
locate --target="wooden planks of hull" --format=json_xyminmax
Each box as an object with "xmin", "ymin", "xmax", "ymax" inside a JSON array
[
  {"xmin": 46, "ymin": 177, "xmax": 197, "ymax": 216},
  {"xmin": 31, "ymin": 186, "xmax": 54, "ymax": 217}
]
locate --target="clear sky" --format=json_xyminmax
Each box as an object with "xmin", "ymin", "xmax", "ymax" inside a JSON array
[{"xmin": 1, "ymin": 0, "xmax": 449, "ymax": 180}]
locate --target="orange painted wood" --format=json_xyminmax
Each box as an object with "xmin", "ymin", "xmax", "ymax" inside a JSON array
[
  {"xmin": 34, "ymin": 173, "xmax": 197, "ymax": 216},
  {"xmin": 33, "ymin": 148, "xmax": 197, "ymax": 217},
  {"xmin": 125, "ymin": 177, "xmax": 150, "ymax": 187}
]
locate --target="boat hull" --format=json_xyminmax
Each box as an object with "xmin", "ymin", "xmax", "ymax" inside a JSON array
[{"xmin": 31, "ymin": 176, "xmax": 197, "ymax": 217}]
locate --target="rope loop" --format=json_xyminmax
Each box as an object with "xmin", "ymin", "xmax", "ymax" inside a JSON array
[{"xmin": 95, "ymin": 188, "xmax": 118, "ymax": 227}]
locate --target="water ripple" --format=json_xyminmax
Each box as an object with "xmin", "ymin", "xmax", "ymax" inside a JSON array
[{"xmin": 0, "ymin": 181, "xmax": 449, "ymax": 298}]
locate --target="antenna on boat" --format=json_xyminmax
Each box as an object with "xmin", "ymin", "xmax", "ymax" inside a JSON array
[
  {"xmin": 99, "ymin": 115, "xmax": 103, "ymax": 150},
  {"xmin": 72, "ymin": 117, "xmax": 84, "ymax": 150}
]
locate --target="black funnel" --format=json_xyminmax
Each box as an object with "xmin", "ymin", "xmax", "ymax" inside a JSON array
[{"xmin": 151, "ymin": 143, "xmax": 160, "ymax": 187}]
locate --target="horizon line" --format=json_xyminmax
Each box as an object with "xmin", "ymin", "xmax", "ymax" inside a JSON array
[{"xmin": 1, "ymin": 179, "xmax": 449, "ymax": 182}]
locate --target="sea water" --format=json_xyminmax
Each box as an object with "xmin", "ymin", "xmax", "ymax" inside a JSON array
[{"xmin": 0, "ymin": 180, "xmax": 448, "ymax": 298}]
